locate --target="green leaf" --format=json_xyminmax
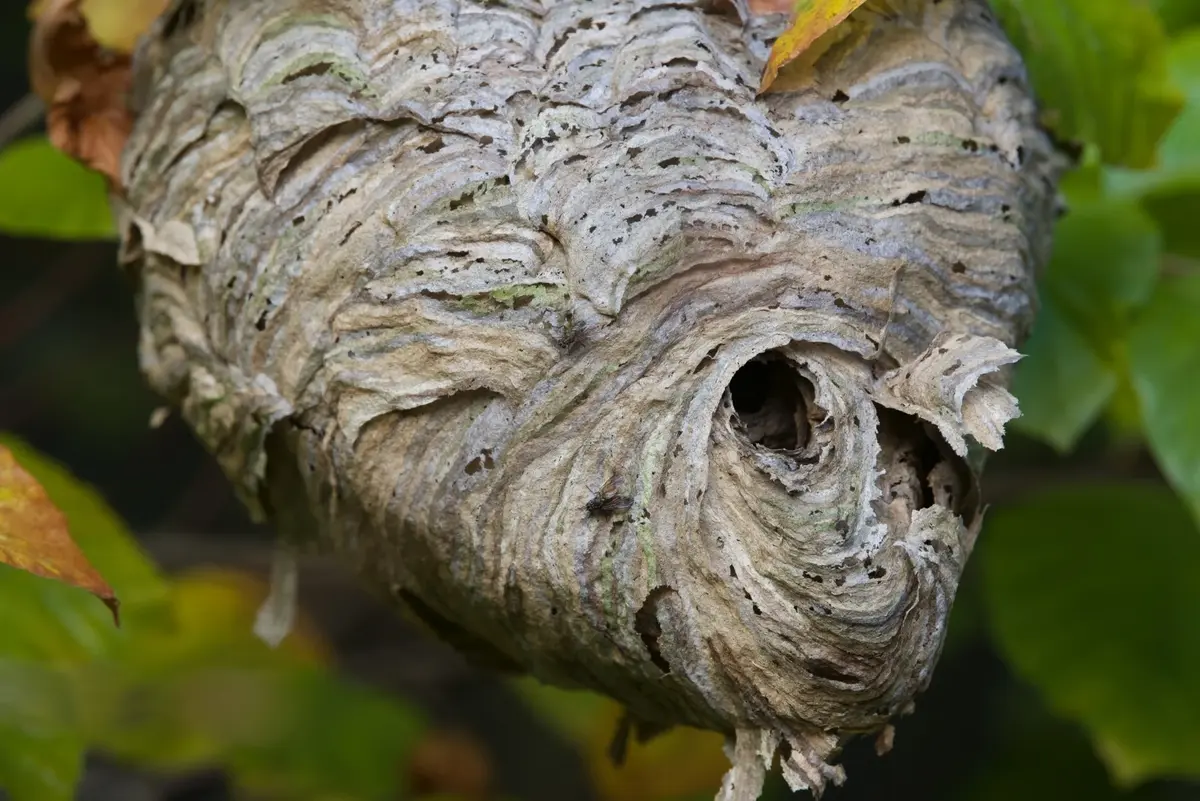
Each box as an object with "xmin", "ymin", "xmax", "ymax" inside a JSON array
[
  {"xmin": 0, "ymin": 729, "xmax": 83, "ymax": 801},
  {"xmin": 1011, "ymin": 203, "xmax": 1160, "ymax": 451},
  {"xmin": 1012, "ymin": 296, "xmax": 1117, "ymax": 451},
  {"xmin": 225, "ymin": 667, "xmax": 427, "ymax": 799},
  {"xmin": 991, "ymin": 0, "xmax": 1182, "ymax": 167},
  {"xmin": 958, "ymin": 689, "xmax": 1158, "ymax": 801},
  {"xmin": 0, "ymin": 662, "xmax": 88, "ymax": 801},
  {"xmin": 83, "ymin": 566, "xmax": 426, "ymax": 796},
  {"xmin": 1128, "ymin": 274, "xmax": 1200, "ymax": 523},
  {"xmin": 1104, "ymin": 33, "xmax": 1200, "ymax": 183},
  {"xmin": 1040, "ymin": 203, "xmax": 1161, "ymax": 354},
  {"xmin": 0, "ymin": 436, "xmax": 164, "ymax": 663},
  {"xmin": 1158, "ymin": 32, "xmax": 1200, "ymax": 170},
  {"xmin": 1103, "ymin": 33, "xmax": 1200, "ymax": 258},
  {"xmin": 94, "ymin": 661, "xmax": 427, "ymax": 799},
  {"xmin": 1137, "ymin": 191, "xmax": 1200, "ymax": 259},
  {"xmin": 0, "ymin": 442, "xmax": 428, "ymax": 799},
  {"xmin": 1153, "ymin": 0, "xmax": 1200, "ymax": 35},
  {"xmin": 1137, "ymin": 33, "xmax": 1200, "ymax": 259},
  {"xmin": 0, "ymin": 138, "xmax": 116, "ymax": 241},
  {"xmin": 0, "ymin": 438, "xmax": 165, "ymax": 801},
  {"xmin": 982, "ymin": 485, "xmax": 1200, "ymax": 784}
]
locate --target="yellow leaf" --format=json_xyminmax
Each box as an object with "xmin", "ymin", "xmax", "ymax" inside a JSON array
[
  {"xmin": 80, "ymin": 0, "xmax": 168, "ymax": 53},
  {"xmin": 586, "ymin": 709, "xmax": 727, "ymax": 801},
  {"xmin": 167, "ymin": 567, "xmax": 330, "ymax": 665},
  {"xmin": 766, "ymin": 15, "xmax": 867, "ymax": 93},
  {"xmin": 758, "ymin": 0, "xmax": 926, "ymax": 92},
  {"xmin": 513, "ymin": 679, "xmax": 727, "ymax": 801},
  {"xmin": 759, "ymin": 0, "xmax": 870, "ymax": 92},
  {"xmin": 28, "ymin": 0, "xmax": 165, "ymax": 53},
  {"xmin": 0, "ymin": 444, "xmax": 118, "ymax": 622}
]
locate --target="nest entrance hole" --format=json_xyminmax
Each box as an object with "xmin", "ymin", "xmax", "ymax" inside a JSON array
[{"xmin": 729, "ymin": 356, "xmax": 814, "ymax": 451}]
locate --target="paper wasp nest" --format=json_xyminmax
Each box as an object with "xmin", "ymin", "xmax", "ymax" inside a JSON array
[{"xmin": 120, "ymin": 0, "xmax": 1059, "ymax": 796}]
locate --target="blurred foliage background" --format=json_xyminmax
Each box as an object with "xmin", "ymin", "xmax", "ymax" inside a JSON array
[{"xmin": 1, "ymin": 1, "xmax": 1200, "ymax": 800}]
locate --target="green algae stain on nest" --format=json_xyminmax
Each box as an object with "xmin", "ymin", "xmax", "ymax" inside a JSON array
[{"xmin": 453, "ymin": 282, "xmax": 568, "ymax": 316}]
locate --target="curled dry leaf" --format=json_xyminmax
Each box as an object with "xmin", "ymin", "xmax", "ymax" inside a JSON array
[
  {"xmin": 27, "ymin": 0, "xmax": 164, "ymax": 186},
  {"xmin": 0, "ymin": 444, "xmax": 119, "ymax": 623}
]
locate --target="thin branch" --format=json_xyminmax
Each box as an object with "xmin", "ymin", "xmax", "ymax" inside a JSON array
[{"xmin": 0, "ymin": 93, "xmax": 46, "ymax": 151}]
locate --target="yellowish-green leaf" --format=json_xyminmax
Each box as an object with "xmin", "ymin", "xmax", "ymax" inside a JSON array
[{"xmin": 513, "ymin": 678, "xmax": 728, "ymax": 801}]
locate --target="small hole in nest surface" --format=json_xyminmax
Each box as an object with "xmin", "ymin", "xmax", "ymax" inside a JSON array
[{"xmin": 728, "ymin": 357, "xmax": 813, "ymax": 450}]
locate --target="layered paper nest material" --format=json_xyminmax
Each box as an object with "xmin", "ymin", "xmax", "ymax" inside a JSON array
[{"xmin": 120, "ymin": 0, "xmax": 1060, "ymax": 796}]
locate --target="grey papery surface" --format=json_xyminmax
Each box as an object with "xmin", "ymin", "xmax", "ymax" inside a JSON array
[{"xmin": 119, "ymin": 0, "xmax": 1060, "ymax": 796}]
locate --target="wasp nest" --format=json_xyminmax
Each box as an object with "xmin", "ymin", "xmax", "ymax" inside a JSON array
[{"xmin": 120, "ymin": 0, "xmax": 1059, "ymax": 796}]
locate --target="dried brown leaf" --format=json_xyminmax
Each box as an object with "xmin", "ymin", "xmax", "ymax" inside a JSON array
[
  {"xmin": 28, "ymin": 0, "xmax": 134, "ymax": 186},
  {"xmin": 0, "ymin": 444, "xmax": 119, "ymax": 623}
]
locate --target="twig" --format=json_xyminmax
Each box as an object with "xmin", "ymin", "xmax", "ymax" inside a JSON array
[{"xmin": 0, "ymin": 94, "xmax": 46, "ymax": 151}]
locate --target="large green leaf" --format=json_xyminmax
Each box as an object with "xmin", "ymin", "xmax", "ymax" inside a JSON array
[
  {"xmin": 958, "ymin": 690, "xmax": 1156, "ymax": 801},
  {"xmin": 0, "ymin": 139, "xmax": 116, "ymax": 241},
  {"xmin": 1158, "ymin": 32, "xmax": 1200, "ymax": 171},
  {"xmin": 1011, "ymin": 297, "xmax": 1116, "ymax": 451},
  {"xmin": 1040, "ymin": 205, "xmax": 1161, "ymax": 352},
  {"xmin": 1153, "ymin": 0, "xmax": 1200, "ymax": 36},
  {"xmin": 0, "ymin": 440, "xmax": 427, "ymax": 800},
  {"xmin": 1128, "ymin": 274, "xmax": 1200, "ymax": 523},
  {"xmin": 1103, "ymin": 33, "xmax": 1200, "ymax": 258},
  {"xmin": 1012, "ymin": 204, "xmax": 1160, "ymax": 451},
  {"xmin": 982, "ymin": 486, "xmax": 1200, "ymax": 784},
  {"xmin": 0, "ymin": 438, "xmax": 167, "ymax": 801},
  {"xmin": 222, "ymin": 666, "xmax": 427, "ymax": 798},
  {"xmin": 991, "ymin": 0, "xmax": 1181, "ymax": 167},
  {"xmin": 1136, "ymin": 33, "xmax": 1200, "ymax": 259},
  {"xmin": 0, "ymin": 729, "xmax": 82, "ymax": 801},
  {"xmin": 86, "ymin": 660, "xmax": 426, "ymax": 799}
]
